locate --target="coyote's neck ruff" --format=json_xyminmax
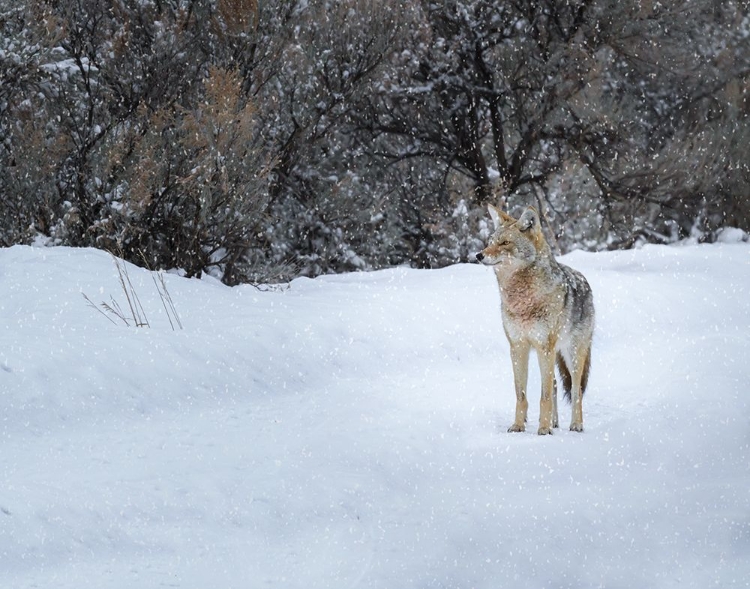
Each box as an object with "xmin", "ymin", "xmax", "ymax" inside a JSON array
[{"xmin": 477, "ymin": 205, "xmax": 595, "ymax": 435}]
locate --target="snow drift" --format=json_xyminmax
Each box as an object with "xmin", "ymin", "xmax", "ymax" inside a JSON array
[{"xmin": 1, "ymin": 243, "xmax": 749, "ymax": 588}]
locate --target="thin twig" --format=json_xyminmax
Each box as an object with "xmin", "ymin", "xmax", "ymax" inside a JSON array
[
  {"xmin": 140, "ymin": 249, "xmax": 181, "ymax": 330},
  {"xmin": 82, "ymin": 293, "xmax": 117, "ymax": 325},
  {"xmin": 152, "ymin": 273, "xmax": 175, "ymax": 331},
  {"xmin": 102, "ymin": 296, "xmax": 131, "ymax": 326},
  {"xmin": 100, "ymin": 302, "xmax": 126, "ymax": 326},
  {"xmin": 158, "ymin": 273, "xmax": 183, "ymax": 329},
  {"xmin": 112, "ymin": 255, "xmax": 149, "ymax": 327},
  {"xmin": 114, "ymin": 257, "xmax": 140, "ymax": 326}
]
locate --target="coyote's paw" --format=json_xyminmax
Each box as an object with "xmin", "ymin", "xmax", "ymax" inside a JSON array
[
  {"xmin": 537, "ymin": 426, "xmax": 553, "ymax": 436},
  {"xmin": 507, "ymin": 424, "xmax": 525, "ymax": 433},
  {"xmin": 569, "ymin": 422, "xmax": 584, "ymax": 433}
]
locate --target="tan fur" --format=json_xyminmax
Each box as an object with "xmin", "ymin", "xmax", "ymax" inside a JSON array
[{"xmin": 477, "ymin": 205, "xmax": 595, "ymax": 435}]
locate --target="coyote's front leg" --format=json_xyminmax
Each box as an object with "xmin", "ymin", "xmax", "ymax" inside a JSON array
[
  {"xmin": 507, "ymin": 340, "xmax": 530, "ymax": 432},
  {"xmin": 537, "ymin": 342, "xmax": 557, "ymax": 435}
]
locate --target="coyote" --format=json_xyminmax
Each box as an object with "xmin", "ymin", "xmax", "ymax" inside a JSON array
[{"xmin": 476, "ymin": 205, "xmax": 594, "ymax": 435}]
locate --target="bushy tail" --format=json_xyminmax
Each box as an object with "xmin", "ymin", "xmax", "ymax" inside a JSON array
[{"xmin": 557, "ymin": 347, "xmax": 591, "ymax": 403}]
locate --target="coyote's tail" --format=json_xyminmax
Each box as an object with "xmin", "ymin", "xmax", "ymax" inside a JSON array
[{"xmin": 557, "ymin": 347, "xmax": 591, "ymax": 403}]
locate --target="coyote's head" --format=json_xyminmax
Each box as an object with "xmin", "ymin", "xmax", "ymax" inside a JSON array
[{"xmin": 476, "ymin": 205, "xmax": 548, "ymax": 268}]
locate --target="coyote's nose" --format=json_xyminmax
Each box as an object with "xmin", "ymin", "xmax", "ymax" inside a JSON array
[{"xmin": 475, "ymin": 252, "xmax": 485, "ymax": 262}]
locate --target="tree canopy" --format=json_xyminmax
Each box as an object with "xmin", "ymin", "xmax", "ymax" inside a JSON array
[{"xmin": 1, "ymin": 0, "xmax": 748, "ymax": 282}]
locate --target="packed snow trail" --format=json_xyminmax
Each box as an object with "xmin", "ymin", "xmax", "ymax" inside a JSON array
[{"xmin": 1, "ymin": 243, "xmax": 748, "ymax": 588}]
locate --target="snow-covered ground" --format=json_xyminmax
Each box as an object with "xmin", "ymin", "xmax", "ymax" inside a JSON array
[{"xmin": 1, "ymin": 242, "xmax": 749, "ymax": 589}]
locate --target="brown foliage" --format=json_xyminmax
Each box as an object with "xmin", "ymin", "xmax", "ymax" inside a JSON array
[
  {"xmin": 103, "ymin": 68, "xmax": 271, "ymax": 283},
  {"xmin": 218, "ymin": 0, "xmax": 258, "ymax": 34}
]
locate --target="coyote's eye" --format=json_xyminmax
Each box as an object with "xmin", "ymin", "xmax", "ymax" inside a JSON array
[{"xmin": 499, "ymin": 240, "xmax": 510, "ymax": 247}]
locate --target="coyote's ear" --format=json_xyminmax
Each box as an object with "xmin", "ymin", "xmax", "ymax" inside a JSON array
[
  {"xmin": 518, "ymin": 207, "xmax": 541, "ymax": 233},
  {"xmin": 488, "ymin": 204, "xmax": 515, "ymax": 229}
]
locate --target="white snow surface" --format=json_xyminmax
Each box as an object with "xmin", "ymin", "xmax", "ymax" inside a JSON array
[{"xmin": 1, "ymin": 243, "xmax": 749, "ymax": 588}]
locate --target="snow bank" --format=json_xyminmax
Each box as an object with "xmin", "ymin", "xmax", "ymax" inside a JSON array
[
  {"xmin": 716, "ymin": 227, "xmax": 748, "ymax": 244},
  {"xmin": 1, "ymin": 243, "xmax": 749, "ymax": 588}
]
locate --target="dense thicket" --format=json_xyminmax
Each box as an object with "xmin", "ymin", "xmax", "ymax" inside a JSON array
[{"xmin": 1, "ymin": 0, "xmax": 748, "ymax": 283}]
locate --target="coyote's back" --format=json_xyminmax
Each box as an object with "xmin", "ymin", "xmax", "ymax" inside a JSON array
[{"xmin": 476, "ymin": 205, "xmax": 594, "ymax": 435}]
